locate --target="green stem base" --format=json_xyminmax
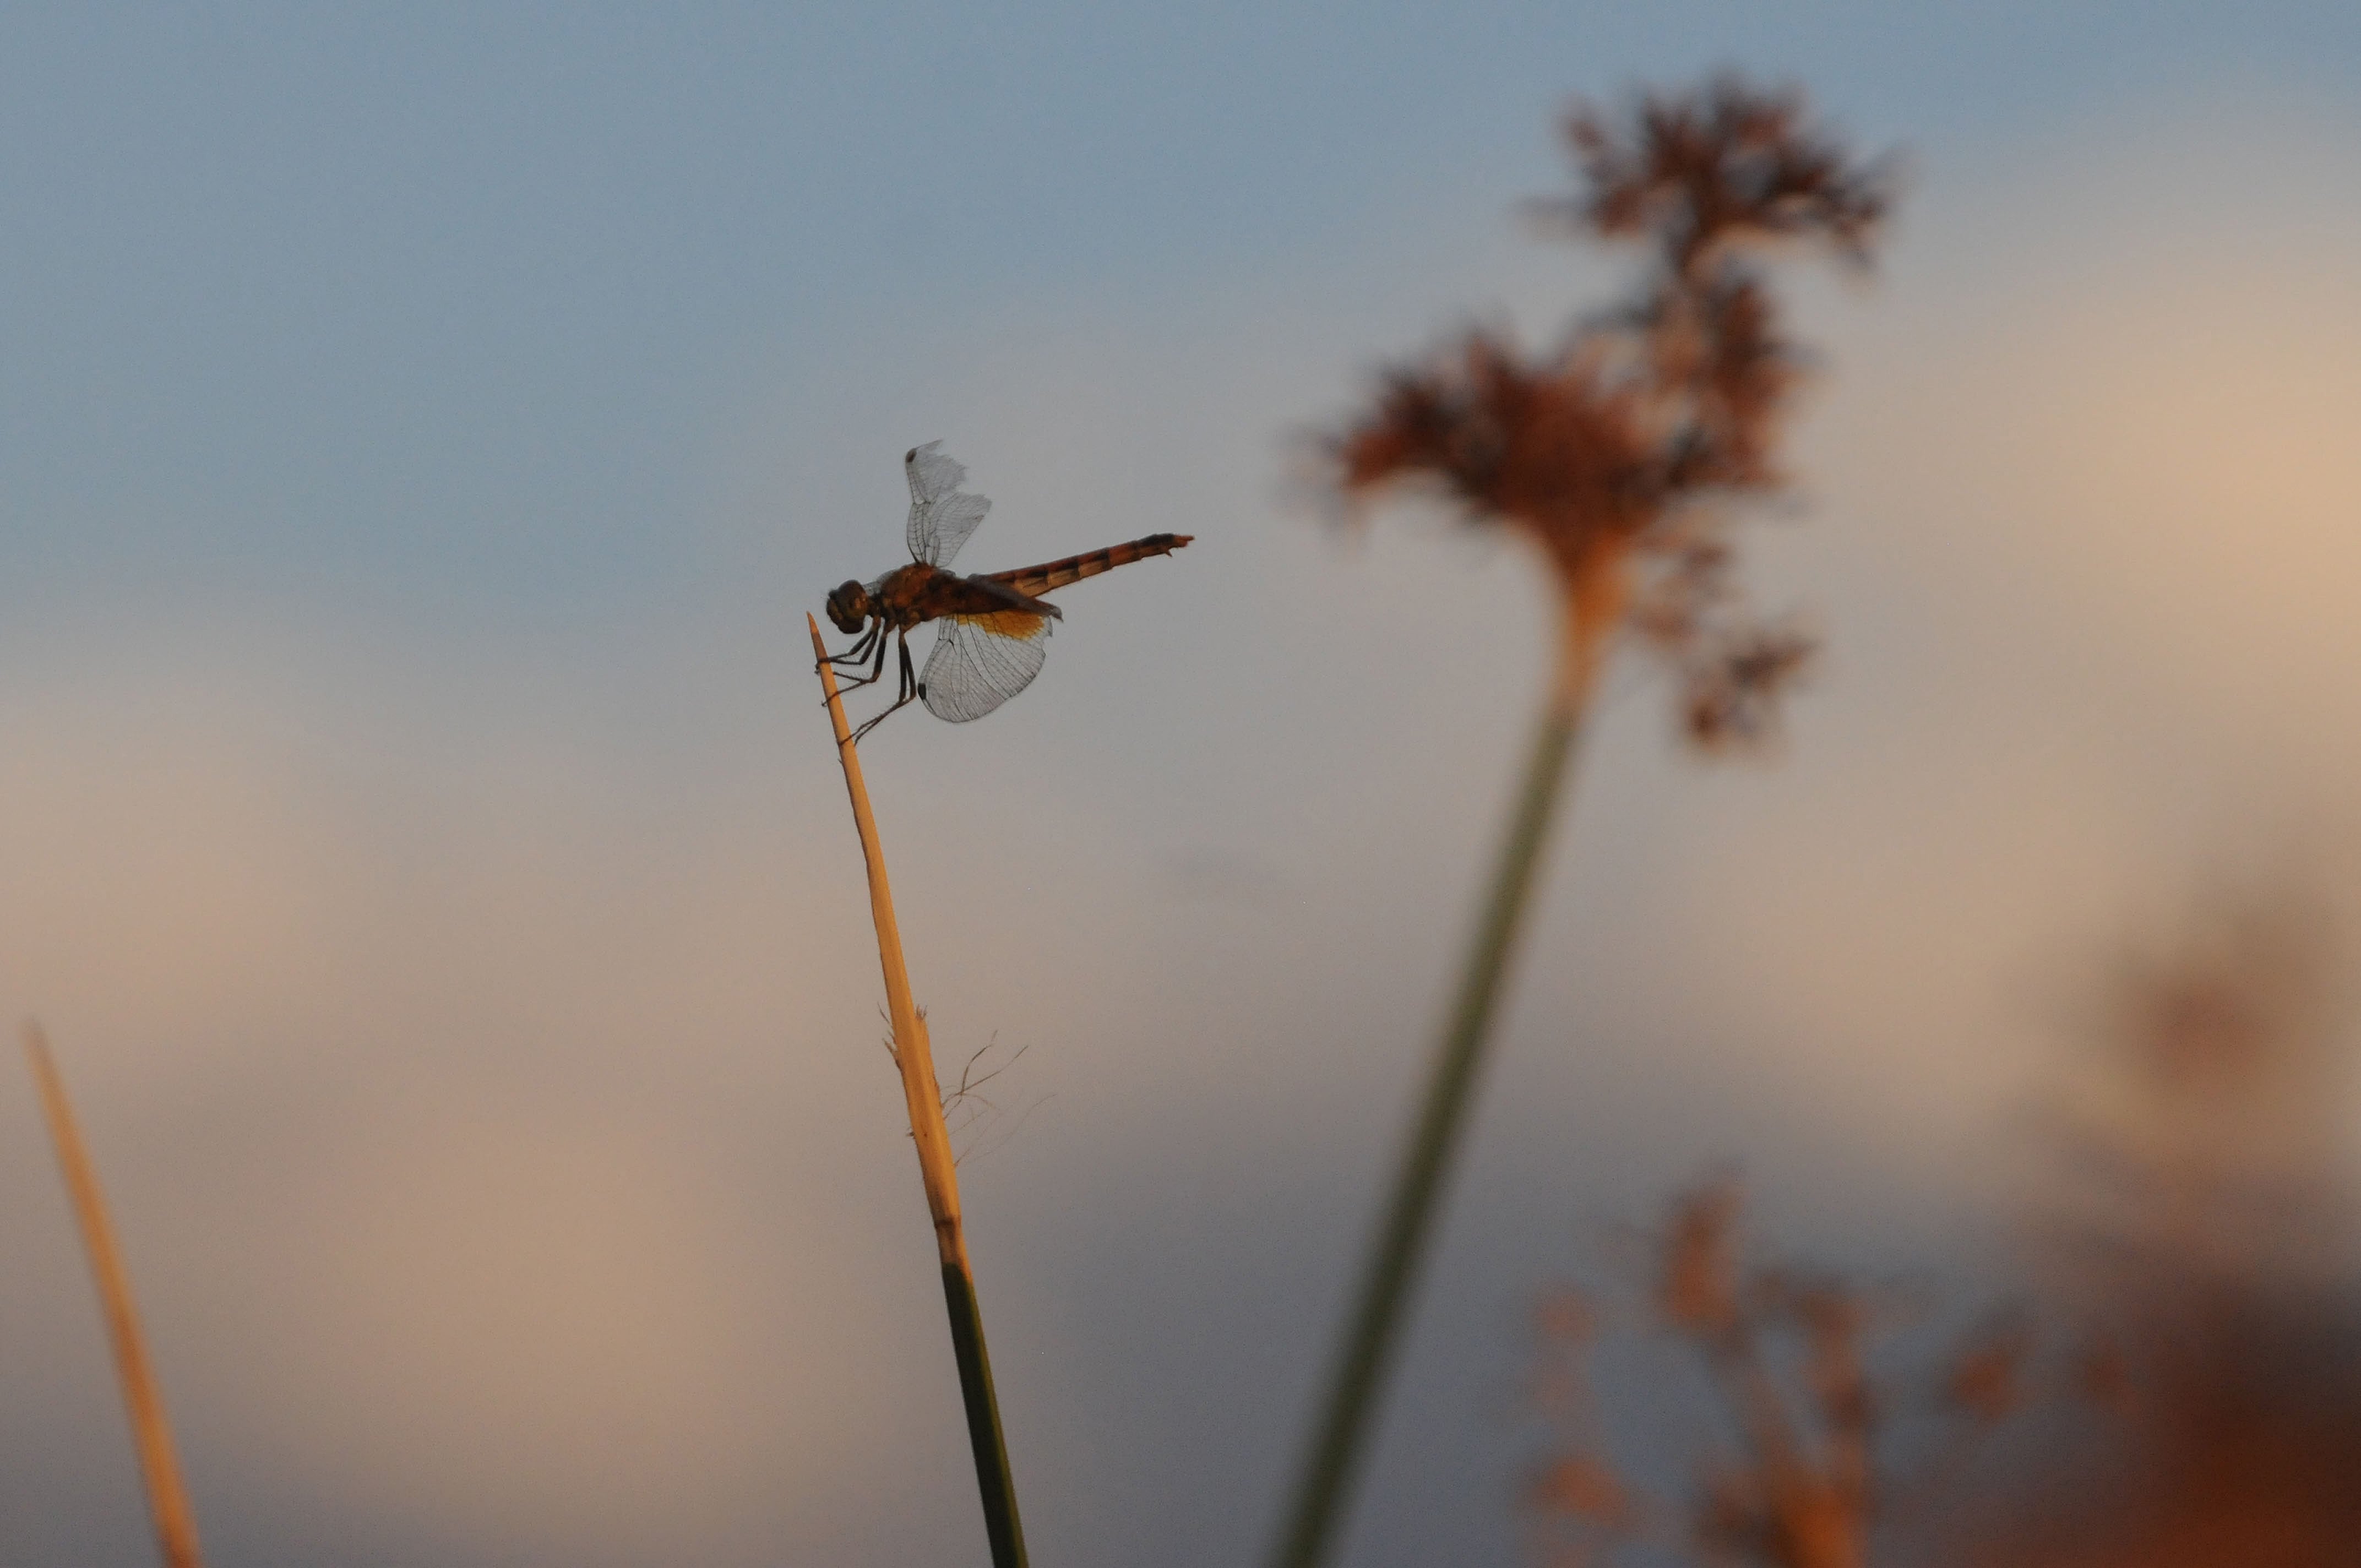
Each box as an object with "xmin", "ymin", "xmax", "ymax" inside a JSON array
[
  {"xmin": 1270, "ymin": 700, "xmax": 1585, "ymax": 1568},
  {"xmin": 943, "ymin": 1260, "xmax": 1029, "ymax": 1568}
]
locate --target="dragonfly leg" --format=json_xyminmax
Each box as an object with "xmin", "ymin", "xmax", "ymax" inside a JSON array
[
  {"xmin": 849, "ymin": 628, "xmax": 922, "ymax": 743},
  {"xmin": 826, "ymin": 619, "xmax": 894, "ymax": 701},
  {"xmin": 817, "ymin": 622, "xmax": 878, "ymax": 666},
  {"xmin": 819, "ymin": 619, "xmax": 884, "ymax": 677}
]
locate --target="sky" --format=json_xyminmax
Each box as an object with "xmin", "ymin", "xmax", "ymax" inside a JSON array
[{"xmin": 4, "ymin": 4, "xmax": 2361, "ymax": 1566}]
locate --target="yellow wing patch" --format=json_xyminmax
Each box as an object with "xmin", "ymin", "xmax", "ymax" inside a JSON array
[{"xmin": 958, "ymin": 609, "xmax": 1048, "ymax": 639}]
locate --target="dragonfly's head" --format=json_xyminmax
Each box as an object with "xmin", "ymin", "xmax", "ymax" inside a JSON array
[{"xmin": 825, "ymin": 580, "xmax": 873, "ymax": 634}]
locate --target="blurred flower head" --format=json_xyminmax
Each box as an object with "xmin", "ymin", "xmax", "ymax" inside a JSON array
[
  {"xmin": 1323, "ymin": 75, "xmax": 1891, "ymax": 752},
  {"xmin": 1678, "ymin": 619, "xmax": 1818, "ymax": 754},
  {"xmin": 1546, "ymin": 74, "xmax": 1892, "ymax": 275},
  {"xmin": 1332, "ymin": 331, "xmax": 1661, "ymax": 590}
]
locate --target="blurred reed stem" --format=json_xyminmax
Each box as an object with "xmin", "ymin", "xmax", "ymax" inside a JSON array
[
  {"xmin": 1273, "ymin": 562, "xmax": 1624, "ymax": 1568},
  {"xmin": 807, "ymin": 616, "xmax": 1029, "ymax": 1568},
  {"xmin": 24, "ymin": 1022, "xmax": 208, "ymax": 1568}
]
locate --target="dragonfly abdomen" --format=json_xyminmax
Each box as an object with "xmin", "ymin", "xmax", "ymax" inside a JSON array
[{"xmin": 989, "ymin": 533, "xmax": 1194, "ymax": 599}]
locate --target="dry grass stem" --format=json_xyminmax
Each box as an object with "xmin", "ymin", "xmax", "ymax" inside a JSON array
[
  {"xmin": 809, "ymin": 616, "xmax": 966, "ymax": 1262},
  {"xmin": 807, "ymin": 614, "xmax": 1028, "ymax": 1568},
  {"xmin": 24, "ymin": 1022, "xmax": 206, "ymax": 1568}
]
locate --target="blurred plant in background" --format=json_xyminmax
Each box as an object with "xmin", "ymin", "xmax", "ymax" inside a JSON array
[
  {"xmin": 1524, "ymin": 1180, "xmax": 2024, "ymax": 1568},
  {"xmin": 1526, "ymin": 890, "xmax": 2361, "ymax": 1568},
  {"xmin": 1332, "ymin": 78, "xmax": 1890, "ymax": 745},
  {"xmin": 1273, "ymin": 79, "xmax": 1895, "ymax": 1568},
  {"xmin": 1951, "ymin": 892, "xmax": 2361, "ymax": 1566}
]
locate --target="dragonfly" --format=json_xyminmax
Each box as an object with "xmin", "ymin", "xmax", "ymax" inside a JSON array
[{"xmin": 822, "ymin": 442, "xmax": 1193, "ymax": 741}]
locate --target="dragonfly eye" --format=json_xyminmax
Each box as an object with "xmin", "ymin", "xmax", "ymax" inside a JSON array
[{"xmin": 825, "ymin": 581, "xmax": 871, "ymax": 634}]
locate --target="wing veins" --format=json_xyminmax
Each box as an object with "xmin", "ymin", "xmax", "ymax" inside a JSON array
[{"xmin": 905, "ymin": 440, "xmax": 993, "ymax": 568}]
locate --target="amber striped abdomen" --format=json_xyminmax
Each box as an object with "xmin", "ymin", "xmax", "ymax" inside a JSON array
[{"xmin": 987, "ymin": 533, "xmax": 1193, "ymax": 598}]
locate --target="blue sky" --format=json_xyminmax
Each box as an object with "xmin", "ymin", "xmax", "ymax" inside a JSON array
[
  {"xmin": 4, "ymin": 1, "xmax": 2355, "ymax": 616},
  {"xmin": 5, "ymin": 6, "xmax": 2361, "ymax": 1567}
]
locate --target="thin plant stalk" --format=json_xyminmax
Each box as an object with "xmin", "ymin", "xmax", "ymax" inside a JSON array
[
  {"xmin": 23, "ymin": 1022, "xmax": 207, "ymax": 1568},
  {"xmin": 807, "ymin": 615, "xmax": 1029, "ymax": 1568},
  {"xmin": 1272, "ymin": 557, "xmax": 1626, "ymax": 1568}
]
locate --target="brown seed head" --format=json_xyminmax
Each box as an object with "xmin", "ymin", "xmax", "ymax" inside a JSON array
[
  {"xmin": 1322, "ymin": 75, "xmax": 1891, "ymax": 753},
  {"xmin": 1550, "ymin": 74, "xmax": 1892, "ymax": 275},
  {"xmin": 1331, "ymin": 331, "xmax": 1662, "ymax": 595},
  {"xmin": 1658, "ymin": 1178, "xmax": 1745, "ymax": 1338},
  {"xmin": 1681, "ymin": 619, "xmax": 1819, "ymax": 754}
]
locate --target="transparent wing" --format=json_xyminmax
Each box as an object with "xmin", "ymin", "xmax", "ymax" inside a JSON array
[
  {"xmin": 905, "ymin": 440, "xmax": 993, "ymax": 568},
  {"xmin": 921, "ymin": 609, "xmax": 1051, "ymax": 723},
  {"xmin": 905, "ymin": 440, "xmax": 966, "ymax": 509}
]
